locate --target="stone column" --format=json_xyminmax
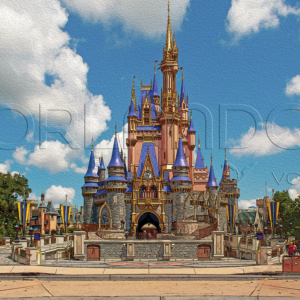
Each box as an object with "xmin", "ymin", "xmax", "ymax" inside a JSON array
[{"xmin": 74, "ymin": 231, "xmax": 86, "ymax": 260}]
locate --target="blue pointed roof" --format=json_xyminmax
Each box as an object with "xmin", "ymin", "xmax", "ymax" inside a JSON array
[
  {"xmin": 137, "ymin": 90, "xmax": 157, "ymax": 119},
  {"xmin": 206, "ymin": 165, "xmax": 218, "ymax": 188},
  {"xmin": 124, "ymin": 162, "xmax": 128, "ymax": 179},
  {"xmin": 128, "ymin": 100, "xmax": 137, "ymax": 117},
  {"xmin": 173, "ymin": 138, "xmax": 189, "ymax": 168},
  {"xmin": 180, "ymin": 79, "xmax": 186, "ymax": 106},
  {"xmin": 153, "ymin": 74, "xmax": 159, "ymax": 97},
  {"xmin": 85, "ymin": 150, "xmax": 99, "ymax": 177},
  {"xmin": 99, "ymin": 156, "xmax": 105, "ymax": 170},
  {"xmin": 107, "ymin": 138, "xmax": 124, "ymax": 168},
  {"xmin": 188, "ymin": 118, "xmax": 195, "ymax": 132},
  {"xmin": 195, "ymin": 148, "xmax": 205, "ymax": 169},
  {"xmin": 137, "ymin": 143, "xmax": 160, "ymax": 177}
]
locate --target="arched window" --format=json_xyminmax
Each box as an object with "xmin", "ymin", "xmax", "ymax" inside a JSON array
[
  {"xmin": 139, "ymin": 186, "xmax": 146, "ymax": 198},
  {"xmin": 151, "ymin": 186, "xmax": 158, "ymax": 198}
]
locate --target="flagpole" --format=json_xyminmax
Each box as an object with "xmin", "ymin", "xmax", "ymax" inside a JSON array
[{"xmin": 65, "ymin": 195, "xmax": 68, "ymax": 234}]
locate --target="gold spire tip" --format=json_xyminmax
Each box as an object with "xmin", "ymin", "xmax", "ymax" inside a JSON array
[
  {"xmin": 198, "ymin": 137, "xmax": 201, "ymax": 149},
  {"xmin": 115, "ymin": 123, "xmax": 117, "ymax": 138},
  {"xmin": 210, "ymin": 153, "xmax": 213, "ymax": 166},
  {"xmin": 225, "ymin": 148, "xmax": 227, "ymax": 160},
  {"xmin": 91, "ymin": 137, "xmax": 94, "ymax": 151},
  {"xmin": 182, "ymin": 70, "xmax": 184, "ymax": 81}
]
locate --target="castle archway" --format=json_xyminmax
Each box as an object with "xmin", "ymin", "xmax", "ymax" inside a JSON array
[{"xmin": 135, "ymin": 210, "xmax": 162, "ymax": 239}]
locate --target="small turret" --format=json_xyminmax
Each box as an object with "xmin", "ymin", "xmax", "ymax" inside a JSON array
[
  {"xmin": 98, "ymin": 154, "xmax": 106, "ymax": 182},
  {"xmin": 195, "ymin": 137, "xmax": 205, "ymax": 169},
  {"xmin": 153, "ymin": 63, "xmax": 160, "ymax": 114},
  {"xmin": 187, "ymin": 111, "xmax": 195, "ymax": 151},
  {"xmin": 206, "ymin": 154, "xmax": 218, "ymax": 189}
]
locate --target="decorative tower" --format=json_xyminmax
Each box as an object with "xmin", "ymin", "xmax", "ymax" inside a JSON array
[
  {"xmin": 170, "ymin": 138, "xmax": 192, "ymax": 221},
  {"xmin": 98, "ymin": 154, "xmax": 106, "ymax": 182},
  {"xmin": 187, "ymin": 111, "xmax": 196, "ymax": 181},
  {"xmin": 39, "ymin": 192, "xmax": 47, "ymax": 234},
  {"xmin": 105, "ymin": 126, "xmax": 127, "ymax": 229},
  {"xmin": 193, "ymin": 137, "xmax": 209, "ymax": 191},
  {"xmin": 82, "ymin": 139, "xmax": 99, "ymax": 224},
  {"xmin": 153, "ymin": 63, "xmax": 160, "ymax": 114}
]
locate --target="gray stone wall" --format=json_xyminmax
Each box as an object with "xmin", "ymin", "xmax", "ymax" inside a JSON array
[
  {"xmin": 172, "ymin": 243, "xmax": 198, "ymax": 259},
  {"xmin": 100, "ymin": 243, "xmax": 124, "ymax": 259},
  {"xmin": 134, "ymin": 243, "xmax": 161, "ymax": 259},
  {"xmin": 219, "ymin": 205, "xmax": 227, "ymax": 232},
  {"xmin": 107, "ymin": 192, "xmax": 126, "ymax": 229},
  {"xmin": 90, "ymin": 203, "xmax": 100, "ymax": 224},
  {"xmin": 165, "ymin": 203, "xmax": 172, "ymax": 232},
  {"xmin": 125, "ymin": 203, "xmax": 132, "ymax": 231},
  {"xmin": 84, "ymin": 197, "xmax": 94, "ymax": 224},
  {"xmin": 173, "ymin": 192, "xmax": 188, "ymax": 221}
]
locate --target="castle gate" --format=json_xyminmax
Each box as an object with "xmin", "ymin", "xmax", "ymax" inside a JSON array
[
  {"xmin": 136, "ymin": 211, "xmax": 162, "ymax": 239},
  {"xmin": 87, "ymin": 245, "xmax": 100, "ymax": 261},
  {"xmin": 197, "ymin": 244, "xmax": 211, "ymax": 260}
]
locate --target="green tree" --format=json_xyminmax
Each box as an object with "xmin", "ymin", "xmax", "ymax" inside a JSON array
[
  {"xmin": 274, "ymin": 190, "xmax": 300, "ymax": 239},
  {"xmin": 0, "ymin": 172, "xmax": 32, "ymax": 239}
]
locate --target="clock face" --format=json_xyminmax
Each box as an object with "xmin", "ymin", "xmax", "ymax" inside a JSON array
[{"xmin": 144, "ymin": 170, "xmax": 153, "ymax": 180}]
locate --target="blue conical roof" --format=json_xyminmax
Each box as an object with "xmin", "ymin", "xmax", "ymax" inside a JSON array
[
  {"xmin": 206, "ymin": 165, "xmax": 218, "ymax": 188},
  {"xmin": 173, "ymin": 138, "xmax": 189, "ymax": 167},
  {"xmin": 85, "ymin": 150, "xmax": 98, "ymax": 177},
  {"xmin": 153, "ymin": 73, "xmax": 159, "ymax": 96},
  {"xmin": 180, "ymin": 79, "xmax": 186, "ymax": 106},
  {"xmin": 188, "ymin": 118, "xmax": 195, "ymax": 132},
  {"xmin": 99, "ymin": 156, "xmax": 105, "ymax": 170},
  {"xmin": 195, "ymin": 148, "xmax": 205, "ymax": 169},
  {"xmin": 128, "ymin": 100, "xmax": 137, "ymax": 117},
  {"xmin": 107, "ymin": 138, "xmax": 124, "ymax": 168},
  {"xmin": 124, "ymin": 162, "xmax": 128, "ymax": 179}
]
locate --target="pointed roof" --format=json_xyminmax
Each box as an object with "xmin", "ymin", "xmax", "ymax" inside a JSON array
[
  {"xmin": 107, "ymin": 131, "xmax": 124, "ymax": 168},
  {"xmin": 165, "ymin": 1, "xmax": 173, "ymax": 51},
  {"xmin": 173, "ymin": 138, "xmax": 189, "ymax": 168},
  {"xmin": 128, "ymin": 100, "xmax": 137, "ymax": 117},
  {"xmin": 85, "ymin": 148, "xmax": 99, "ymax": 177},
  {"xmin": 188, "ymin": 112, "xmax": 195, "ymax": 132},
  {"xmin": 99, "ymin": 155, "xmax": 105, "ymax": 170},
  {"xmin": 153, "ymin": 65, "xmax": 159, "ymax": 97},
  {"xmin": 206, "ymin": 154, "xmax": 218, "ymax": 188},
  {"xmin": 221, "ymin": 148, "xmax": 231, "ymax": 181},
  {"xmin": 195, "ymin": 138, "xmax": 205, "ymax": 169},
  {"xmin": 137, "ymin": 143, "xmax": 160, "ymax": 177},
  {"xmin": 180, "ymin": 73, "xmax": 186, "ymax": 106}
]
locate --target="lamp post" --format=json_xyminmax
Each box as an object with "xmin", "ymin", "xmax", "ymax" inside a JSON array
[
  {"xmin": 14, "ymin": 225, "xmax": 19, "ymax": 241},
  {"xmin": 19, "ymin": 223, "xmax": 23, "ymax": 239},
  {"xmin": 255, "ymin": 223, "xmax": 258, "ymax": 234},
  {"xmin": 235, "ymin": 221, "xmax": 239, "ymax": 235},
  {"xmin": 264, "ymin": 226, "xmax": 269, "ymax": 246},
  {"xmin": 28, "ymin": 226, "xmax": 34, "ymax": 247},
  {"xmin": 279, "ymin": 224, "xmax": 283, "ymax": 242},
  {"xmin": 275, "ymin": 222, "xmax": 279, "ymax": 238},
  {"xmin": 4, "ymin": 222, "xmax": 8, "ymax": 236}
]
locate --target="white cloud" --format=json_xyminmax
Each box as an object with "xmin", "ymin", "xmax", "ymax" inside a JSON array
[
  {"xmin": 13, "ymin": 147, "xmax": 29, "ymax": 164},
  {"xmin": 60, "ymin": 0, "xmax": 190, "ymax": 37},
  {"xmin": 70, "ymin": 163, "xmax": 86, "ymax": 174},
  {"xmin": 289, "ymin": 176, "xmax": 300, "ymax": 200},
  {"xmin": 0, "ymin": 0, "xmax": 111, "ymax": 155},
  {"xmin": 0, "ymin": 160, "xmax": 11, "ymax": 173},
  {"xmin": 45, "ymin": 185, "xmax": 75, "ymax": 207},
  {"xmin": 286, "ymin": 74, "xmax": 300, "ymax": 96},
  {"xmin": 239, "ymin": 199, "xmax": 257, "ymax": 209},
  {"xmin": 226, "ymin": 0, "xmax": 300, "ymax": 40},
  {"xmin": 28, "ymin": 193, "xmax": 40, "ymax": 201},
  {"xmin": 229, "ymin": 123, "xmax": 300, "ymax": 157}
]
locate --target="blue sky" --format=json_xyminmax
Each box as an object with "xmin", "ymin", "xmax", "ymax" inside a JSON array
[{"xmin": 1, "ymin": 0, "xmax": 300, "ymax": 209}]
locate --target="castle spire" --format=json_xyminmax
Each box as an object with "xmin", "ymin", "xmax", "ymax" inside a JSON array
[
  {"xmin": 165, "ymin": 1, "xmax": 173, "ymax": 51},
  {"xmin": 195, "ymin": 137, "xmax": 205, "ymax": 169},
  {"xmin": 85, "ymin": 146, "xmax": 98, "ymax": 178},
  {"xmin": 131, "ymin": 75, "xmax": 137, "ymax": 112},
  {"xmin": 206, "ymin": 154, "xmax": 218, "ymax": 188}
]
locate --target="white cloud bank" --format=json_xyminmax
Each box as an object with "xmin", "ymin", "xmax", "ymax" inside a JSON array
[
  {"xmin": 229, "ymin": 123, "xmax": 300, "ymax": 157},
  {"xmin": 288, "ymin": 176, "xmax": 300, "ymax": 200},
  {"xmin": 0, "ymin": 0, "xmax": 111, "ymax": 172},
  {"xmin": 238, "ymin": 199, "xmax": 257, "ymax": 209},
  {"xmin": 45, "ymin": 185, "xmax": 75, "ymax": 207},
  {"xmin": 226, "ymin": 0, "xmax": 300, "ymax": 41},
  {"xmin": 60, "ymin": 0, "xmax": 191, "ymax": 37}
]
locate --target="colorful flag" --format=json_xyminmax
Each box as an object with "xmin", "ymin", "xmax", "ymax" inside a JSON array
[
  {"xmin": 226, "ymin": 204, "xmax": 236, "ymax": 233},
  {"xmin": 60, "ymin": 205, "xmax": 72, "ymax": 233},
  {"xmin": 17, "ymin": 201, "xmax": 30, "ymax": 233},
  {"xmin": 267, "ymin": 201, "xmax": 280, "ymax": 234}
]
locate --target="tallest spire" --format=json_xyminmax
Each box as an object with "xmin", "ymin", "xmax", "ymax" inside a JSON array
[{"xmin": 165, "ymin": 1, "xmax": 173, "ymax": 51}]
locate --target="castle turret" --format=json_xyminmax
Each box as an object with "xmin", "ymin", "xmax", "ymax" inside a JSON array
[
  {"xmin": 153, "ymin": 64, "xmax": 160, "ymax": 114},
  {"xmin": 39, "ymin": 192, "xmax": 47, "ymax": 234},
  {"xmin": 206, "ymin": 154, "xmax": 218, "ymax": 190},
  {"xmin": 82, "ymin": 139, "xmax": 98, "ymax": 224},
  {"xmin": 193, "ymin": 137, "xmax": 209, "ymax": 191},
  {"xmin": 105, "ymin": 127, "xmax": 127, "ymax": 229},
  {"xmin": 98, "ymin": 154, "xmax": 106, "ymax": 182}
]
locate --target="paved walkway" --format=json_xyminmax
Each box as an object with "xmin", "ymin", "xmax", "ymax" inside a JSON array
[{"xmin": 0, "ymin": 278, "xmax": 300, "ymax": 298}]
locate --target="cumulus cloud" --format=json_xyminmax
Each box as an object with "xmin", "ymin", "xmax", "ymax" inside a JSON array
[
  {"xmin": 60, "ymin": 0, "xmax": 190, "ymax": 37},
  {"xmin": 45, "ymin": 185, "xmax": 75, "ymax": 207},
  {"xmin": 288, "ymin": 176, "xmax": 300, "ymax": 200},
  {"xmin": 229, "ymin": 123, "xmax": 300, "ymax": 157},
  {"xmin": 13, "ymin": 147, "xmax": 29, "ymax": 164},
  {"xmin": 0, "ymin": 1, "xmax": 111, "ymax": 164},
  {"xmin": 239, "ymin": 199, "xmax": 257, "ymax": 209},
  {"xmin": 286, "ymin": 74, "xmax": 300, "ymax": 96},
  {"xmin": 226, "ymin": 0, "xmax": 300, "ymax": 41},
  {"xmin": 0, "ymin": 160, "xmax": 11, "ymax": 174}
]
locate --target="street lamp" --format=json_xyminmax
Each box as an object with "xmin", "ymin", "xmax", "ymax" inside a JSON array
[
  {"xmin": 235, "ymin": 221, "xmax": 239, "ymax": 234},
  {"xmin": 264, "ymin": 226, "xmax": 269, "ymax": 246},
  {"xmin": 14, "ymin": 224, "xmax": 19, "ymax": 241},
  {"xmin": 28, "ymin": 226, "xmax": 34, "ymax": 247},
  {"xmin": 279, "ymin": 224, "xmax": 283, "ymax": 242},
  {"xmin": 4, "ymin": 222, "xmax": 8, "ymax": 236}
]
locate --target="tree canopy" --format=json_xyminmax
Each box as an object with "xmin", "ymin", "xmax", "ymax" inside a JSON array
[
  {"xmin": 0, "ymin": 172, "xmax": 32, "ymax": 238},
  {"xmin": 274, "ymin": 190, "xmax": 300, "ymax": 239}
]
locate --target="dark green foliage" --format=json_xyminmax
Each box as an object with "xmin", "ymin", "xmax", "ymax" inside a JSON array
[
  {"xmin": 274, "ymin": 190, "xmax": 300, "ymax": 239},
  {"xmin": 0, "ymin": 172, "xmax": 31, "ymax": 238}
]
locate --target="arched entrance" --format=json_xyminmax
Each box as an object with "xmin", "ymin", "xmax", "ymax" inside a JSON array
[{"xmin": 136, "ymin": 212, "xmax": 161, "ymax": 239}]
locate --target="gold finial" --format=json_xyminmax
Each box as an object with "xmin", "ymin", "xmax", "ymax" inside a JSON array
[
  {"xmin": 166, "ymin": 0, "xmax": 172, "ymax": 50},
  {"xmin": 210, "ymin": 153, "xmax": 213, "ymax": 166},
  {"xmin": 198, "ymin": 137, "xmax": 201, "ymax": 149},
  {"xmin": 115, "ymin": 123, "xmax": 117, "ymax": 138},
  {"xmin": 182, "ymin": 69, "xmax": 184, "ymax": 81},
  {"xmin": 91, "ymin": 137, "xmax": 94, "ymax": 151},
  {"xmin": 225, "ymin": 148, "xmax": 227, "ymax": 160},
  {"xmin": 190, "ymin": 110, "xmax": 193, "ymax": 119},
  {"xmin": 154, "ymin": 59, "xmax": 156, "ymax": 74},
  {"xmin": 131, "ymin": 75, "xmax": 137, "ymax": 111}
]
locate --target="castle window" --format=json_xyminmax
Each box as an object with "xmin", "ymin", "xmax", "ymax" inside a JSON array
[{"xmin": 164, "ymin": 152, "xmax": 166, "ymax": 159}]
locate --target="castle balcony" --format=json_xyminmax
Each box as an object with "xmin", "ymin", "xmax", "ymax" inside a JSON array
[{"xmin": 82, "ymin": 187, "xmax": 97, "ymax": 195}]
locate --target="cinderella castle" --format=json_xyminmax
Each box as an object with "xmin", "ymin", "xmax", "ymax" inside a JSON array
[{"xmin": 82, "ymin": 3, "xmax": 240, "ymax": 240}]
